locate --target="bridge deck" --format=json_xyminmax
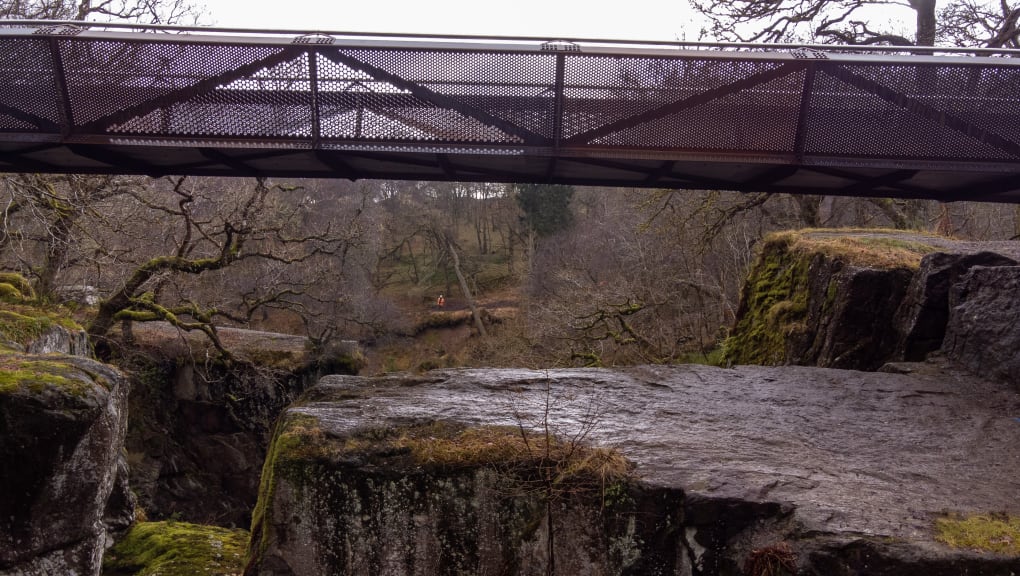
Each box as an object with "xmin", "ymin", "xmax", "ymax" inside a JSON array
[{"xmin": 2, "ymin": 21, "xmax": 1020, "ymax": 202}]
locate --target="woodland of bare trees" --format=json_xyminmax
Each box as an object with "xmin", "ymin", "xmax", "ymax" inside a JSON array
[{"xmin": 2, "ymin": 0, "xmax": 1020, "ymax": 369}]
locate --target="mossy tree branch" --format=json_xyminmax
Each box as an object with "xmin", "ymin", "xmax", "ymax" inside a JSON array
[{"xmin": 87, "ymin": 177, "xmax": 366, "ymax": 358}]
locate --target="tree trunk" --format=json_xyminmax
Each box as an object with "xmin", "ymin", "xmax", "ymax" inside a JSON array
[
  {"xmin": 36, "ymin": 210, "xmax": 74, "ymax": 300},
  {"xmin": 793, "ymin": 195, "xmax": 821, "ymax": 227},
  {"xmin": 911, "ymin": 0, "xmax": 937, "ymax": 46},
  {"xmin": 447, "ymin": 241, "xmax": 488, "ymax": 338}
]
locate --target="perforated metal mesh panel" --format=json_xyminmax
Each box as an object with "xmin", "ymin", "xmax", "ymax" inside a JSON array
[
  {"xmin": 2, "ymin": 23, "xmax": 1020, "ymax": 201},
  {"xmin": 0, "ymin": 37, "xmax": 62, "ymax": 130},
  {"xmin": 804, "ymin": 64, "xmax": 1018, "ymax": 161}
]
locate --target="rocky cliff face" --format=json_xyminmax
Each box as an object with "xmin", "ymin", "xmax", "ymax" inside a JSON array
[
  {"xmin": 726, "ymin": 230, "xmax": 1020, "ymax": 375},
  {"xmin": 943, "ymin": 265, "xmax": 1020, "ymax": 383},
  {"xmin": 247, "ymin": 405, "xmax": 682, "ymax": 576},
  {"xmin": 122, "ymin": 323, "xmax": 363, "ymax": 527},
  {"xmin": 0, "ymin": 352, "xmax": 133, "ymax": 576},
  {"xmin": 22, "ymin": 324, "xmax": 90, "ymax": 356},
  {"xmin": 245, "ymin": 367, "xmax": 1020, "ymax": 575}
]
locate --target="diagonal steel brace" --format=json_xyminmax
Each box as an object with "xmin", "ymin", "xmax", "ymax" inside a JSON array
[{"xmin": 320, "ymin": 50, "xmax": 551, "ymax": 147}]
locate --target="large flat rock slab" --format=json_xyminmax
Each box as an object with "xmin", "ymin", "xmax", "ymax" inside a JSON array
[{"xmin": 308, "ymin": 364, "xmax": 1020, "ymax": 543}]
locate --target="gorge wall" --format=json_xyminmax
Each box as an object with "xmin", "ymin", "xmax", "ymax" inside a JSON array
[
  {"xmin": 725, "ymin": 230, "xmax": 1020, "ymax": 381},
  {"xmin": 0, "ymin": 351, "xmax": 133, "ymax": 575},
  {"xmin": 245, "ymin": 367, "xmax": 1020, "ymax": 575}
]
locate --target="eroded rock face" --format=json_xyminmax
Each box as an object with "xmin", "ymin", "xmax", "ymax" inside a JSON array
[
  {"xmin": 728, "ymin": 231, "xmax": 1020, "ymax": 374},
  {"xmin": 123, "ymin": 323, "xmax": 363, "ymax": 527},
  {"xmin": 727, "ymin": 233, "xmax": 915, "ymax": 370},
  {"xmin": 0, "ymin": 353, "xmax": 132, "ymax": 576},
  {"xmin": 943, "ymin": 265, "xmax": 1020, "ymax": 384},
  {"xmin": 23, "ymin": 324, "xmax": 90, "ymax": 357},
  {"xmin": 894, "ymin": 252, "xmax": 1017, "ymax": 361},
  {"xmin": 247, "ymin": 408, "xmax": 684, "ymax": 576},
  {"xmin": 246, "ymin": 367, "xmax": 1020, "ymax": 575}
]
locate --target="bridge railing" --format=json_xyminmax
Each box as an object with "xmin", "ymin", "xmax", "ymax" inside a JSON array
[{"xmin": 2, "ymin": 20, "xmax": 1020, "ymax": 201}]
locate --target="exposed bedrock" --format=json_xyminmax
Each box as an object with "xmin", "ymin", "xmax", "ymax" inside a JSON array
[
  {"xmin": 123, "ymin": 323, "xmax": 363, "ymax": 527},
  {"xmin": 943, "ymin": 265, "xmax": 1020, "ymax": 384},
  {"xmin": 245, "ymin": 367, "xmax": 1020, "ymax": 575},
  {"xmin": 726, "ymin": 230, "xmax": 1020, "ymax": 376},
  {"xmin": 894, "ymin": 251, "xmax": 1017, "ymax": 362},
  {"xmin": 0, "ymin": 353, "xmax": 133, "ymax": 576}
]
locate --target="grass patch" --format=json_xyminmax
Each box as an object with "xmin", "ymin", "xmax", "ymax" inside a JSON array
[
  {"xmin": 935, "ymin": 513, "xmax": 1020, "ymax": 555},
  {"xmin": 275, "ymin": 416, "xmax": 632, "ymax": 486},
  {"xmin": 769, "ymin": 229, "xmax": 936, "ymax": 270},
  {"xmin": 680, "ymin": 346, "xmax": 726, "ymax": 366},
  {"xmin": 103, "ymin": 520, "xmax": 248, "ymax": 576}
]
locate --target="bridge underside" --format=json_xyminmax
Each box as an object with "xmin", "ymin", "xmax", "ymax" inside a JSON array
[{"xmin": 3, "ymin": 23, "xmax": 1020, "ymax": 202}]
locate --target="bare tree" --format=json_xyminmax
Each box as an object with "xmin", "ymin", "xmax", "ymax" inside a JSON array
[
  {"xmin": 1, "ymin": 0, "xmax": 202, "ymax": 24},
  {"xmin": 85, "ymin": 177, "xmax": 368, "ymax": 359}
]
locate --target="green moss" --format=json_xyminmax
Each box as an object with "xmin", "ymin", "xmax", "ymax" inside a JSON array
[
  {"xmin": 247, "ymin": 411, "xmax": 322, "ymax": 566},
  {"xmin": 724, "ymin": 235, "xmax": 813, "ymax": 366},
  {"xmin": 823, "ymin": 278, "xmax": 839, "ymax": 313},
  {"xmin": 935, "ymin": 513, "xmax": 1020, "ymax": 555},
  {"xmin": 0, "ymin": 273, "xmax": 35, "ymax": 302},
  {"xmin": 102, "ymin": 520, "xmax": 248, "ymax": 576},
  {"xmin": 0, "ymin": 302, "xmax": 82, "ymax": 346},
  {"xmin": 0, "ymin": 354, "xmax": 95, "ymax": 396}
]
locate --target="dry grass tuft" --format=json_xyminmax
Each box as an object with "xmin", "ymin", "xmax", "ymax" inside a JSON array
[
  {"xmin": 767, "ymin": 229, "xmax": 937, "ymax": 270},
  {"xmin": 743, "ymin": 542, "xmax": 797, "ymax": 576}
]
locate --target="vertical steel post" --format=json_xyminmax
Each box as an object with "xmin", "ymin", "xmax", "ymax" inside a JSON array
[
  {"xmin": 792, "ymin": 62, "xmax": 817, "ymax": 163},
  {"xmin": 308, "ymin": 49, "xmax": 322, "ymax": 148},
  {"xmin": 47, "ymin": 36, "xmax": 75, "ymax": 138}
]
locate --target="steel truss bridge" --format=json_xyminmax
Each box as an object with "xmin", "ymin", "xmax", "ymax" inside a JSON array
[{"xmin": 3, "ymin": 21, "xmax": 1020, "ymax": 202}]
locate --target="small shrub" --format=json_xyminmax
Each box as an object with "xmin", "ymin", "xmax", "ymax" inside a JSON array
[{"xmin": 743, "ymin": 542, "xmax": 797, "ymax": 576}]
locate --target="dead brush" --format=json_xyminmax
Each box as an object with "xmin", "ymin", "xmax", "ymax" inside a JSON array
[{"xmin": 743, "ymin": 542, "xmax": 797, "ymax": 576}]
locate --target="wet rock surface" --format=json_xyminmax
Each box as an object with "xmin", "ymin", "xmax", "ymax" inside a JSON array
[
  {"xmin": 943, "ymin": 265, "xmax": 1020, "ymax": 384},
  {"xmin": 894, "ymin": 252, "xmax": 1017, "ymax": 361},
  {"xmin": 252, "ymin": 366, "xmax": 1020, "ymax": 575},
  {"xmin": 122, "ymin": 323, "xmax": 361, "ymax": 527},
  {"xmin": 728, "ymin": 231, "xmax": 1020, "ymax": 375},
  {"xmin": 0, "ymin": 353, "xmax": 132, "ymax": 576}
]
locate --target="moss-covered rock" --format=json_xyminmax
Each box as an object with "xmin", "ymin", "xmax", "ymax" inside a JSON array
[
  {"xmin": 102, "ymin": 520, "xmax": 248, "ymax": 576},
  {"xmin": 0, "ymin": 272, "xmax": 35, "ymax": 303},
  {"xmin": 725, "ymin": 230, "xmax": 926, "ymax": 370},
  {"xmin": 935, "ymin": 513, "xmax": 1020, "ymax": 555},
  {"xmin": 0, "ymin": 351, "xmax": 131, "ymax": 575},
  {"xmin": 0, "ymin": 303, "xmax": 87, "ymax": 356},
  {"xmin": 245, "ymin": 400, "xmax": 678, "ymax": 576},
  {"xmin": 119, "ymin": 324, "xmax": 362, "ymax": 528}
]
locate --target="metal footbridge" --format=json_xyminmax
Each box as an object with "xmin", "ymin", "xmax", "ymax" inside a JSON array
[{"xmin": 3, "ymin": 21, "xmax": 1020, "ymax": 202}]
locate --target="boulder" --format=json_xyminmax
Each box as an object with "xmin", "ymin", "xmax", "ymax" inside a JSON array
[
  {"xmin": 726, "ymin": 231, "xmax": 921, "ymax": 370},
  {"xmin": 0, "ymin": 352, "xmax": 132, "ymax": 576},
  {"xmin": 728, "ymin": 230, "xmax": 1020, "ymax": 372},
  {"xmin": 893, "ymin": 252, "xmax": 1017, "ymax": 361},
  {"xmin": 943, "ymin": 265, "xmax": 1020, "ymax": 384},
  {"xmin": 245, "ymin": 367, "xmax": 1020, "ymax": 575},
  {"xmin": 24, "ymin": 324, "xmax": 90, "ymax": 357},
  {"xmin": 246, "ymin": 402, "xmax": 681, "ymax": 576}
]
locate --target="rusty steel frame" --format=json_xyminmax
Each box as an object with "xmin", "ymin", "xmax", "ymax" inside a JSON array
[{"xmin": 2, "ymin": 21, "xmax": 1020, "ymax": 202}]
